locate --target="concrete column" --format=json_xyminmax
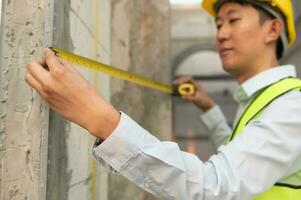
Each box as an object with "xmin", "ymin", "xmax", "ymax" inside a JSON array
[
  {"xmin": 110, "ymin": 0, "xmax": 171, "ymax": 199},
  {"xmin": 47, "ymin": 0, "xmax": 171, "ymax": 199},
  {"xmin": 47, "ymin": 0, "xmax": 111, "ymax": 200},
  {"xmin": 0, "ymin": 0, "xmax": 53, "ymax": 199},
  {"xmin": 0, "ymin": 0, "xmax": 171, "ymax": 200}
]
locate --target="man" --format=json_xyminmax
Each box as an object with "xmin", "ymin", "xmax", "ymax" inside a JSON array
[{"xmin": 26, "ymin": 0, "xmax": 301, "ymax": 199}]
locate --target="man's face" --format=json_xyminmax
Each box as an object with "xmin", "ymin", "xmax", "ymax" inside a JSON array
[{"xmin": 215, "ymin": 3, "xmax": 266, "ymax": 75}]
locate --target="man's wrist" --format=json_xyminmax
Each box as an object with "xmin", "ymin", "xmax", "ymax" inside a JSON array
[
  {"xmin": 94, "ymin": 138, "xmax": 104, "ymax": 147},
  {"xmin": 86, "ymin": 105, "xmax": 121, "ymax": 140},
  {"xmin": 197, "ymin": 99, "xmax": 215, "ymax": 112}
]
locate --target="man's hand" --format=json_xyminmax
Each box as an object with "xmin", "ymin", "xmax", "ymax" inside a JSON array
[
  {"xmin": 25, "ymin": 48, "xmax": 120, "ymax": 139},
  {"xmin": 173, "ymin": 76, "xmax": 215, "ymax": 112}
]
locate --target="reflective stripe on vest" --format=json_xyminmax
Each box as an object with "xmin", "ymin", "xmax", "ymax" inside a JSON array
[{"xmin": 228, "ymin": 77, "xmax": 301, "ymax": 200}]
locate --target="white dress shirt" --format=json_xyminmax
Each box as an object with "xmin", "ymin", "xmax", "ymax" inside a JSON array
[{"xmin": 91, "ymin": 65, "xmax": 301, "ymax": 200}]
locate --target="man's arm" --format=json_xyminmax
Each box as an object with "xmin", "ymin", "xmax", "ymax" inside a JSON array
[
  {"xmin": 91, "ymin": 91, "xmax": 301, "ymax": 200},
  {"xmin": 200, "ymin": 105, "xmax": 232, "ymax": 148},
  {"xmin": 174, "ymin": 76, "xmax": 232, "ymax": 148}
]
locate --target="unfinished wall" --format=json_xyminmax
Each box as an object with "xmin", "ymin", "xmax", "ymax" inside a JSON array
[
  {"xmin": 0, "ymin": 1, "xmax": 2, "ymax": 26},
  {"xmin": 47, "ymin": 0, "xmax": 111, "ymax": 200},
  {"xmin": 110, "ymin": 0, "xmax": 171, "ymax": 199},
  {"xmin": 0, "ymin": 0, "xmax": 53, "ymax": 199},
  {"xmin": 47, "ymin": 0, "xmax": 171, "ymax": 200},
  {"xmin": 0, "ymin": 0, "xmax": 171, "ymax": 199}
]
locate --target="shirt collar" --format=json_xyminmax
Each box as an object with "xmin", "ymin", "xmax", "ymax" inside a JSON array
[{"xmin": 233, "ymin": 65, "xmax": 297, "ymax": 103}]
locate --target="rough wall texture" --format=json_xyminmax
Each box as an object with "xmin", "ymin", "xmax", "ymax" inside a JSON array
[
  {"xmin": 0, "ymin": 0, "xmax": 52, "ymax": 199},
  {"xmin": 0, "ymin": 0, "xmax": 171, "ymax": 200},
  {"xmin": 47, "ymin": 0, "xmax": 111, "ymax": 200},
  {"xmin": 46, "ymin": 1, "xmax": 73, "ymax": 199},
  {"xmin": 48, "ymin": 1, "xmax": 172, "ymax": 199},
  {"xmin": 110, "ymin": 0, "xmax": 171, "ymax": 199}
]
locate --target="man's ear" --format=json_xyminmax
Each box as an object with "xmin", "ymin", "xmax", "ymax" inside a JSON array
[{"xmin": 264, "ymin": 19, "xmax": 283, "ymax": 44}]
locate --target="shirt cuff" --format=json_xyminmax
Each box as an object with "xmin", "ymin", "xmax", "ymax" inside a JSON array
[
  {"xmin": 200, "ymin": 105, "xmax": 227, "ymax": 131},
  {"xmin": 91, "ymin": 112, "xmax": 144, "ymax": 172}
]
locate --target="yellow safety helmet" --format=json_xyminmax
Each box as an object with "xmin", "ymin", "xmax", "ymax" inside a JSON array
[{"xmin": 202, "ymin": 0, "xmax": 296, "ymax": 47}]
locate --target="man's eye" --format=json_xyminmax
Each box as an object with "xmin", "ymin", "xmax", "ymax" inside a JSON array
[{"xmin": 229, "ymin": 18, "xmax": 240, "ymax": 23}]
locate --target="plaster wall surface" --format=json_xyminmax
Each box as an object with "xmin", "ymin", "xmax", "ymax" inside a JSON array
[
  {"xmin": 0, "ymin": 0, "xmax": 52, "ymax": 199},
  {"xmin": 109, "ymin": 0, "xmax": 171, "ymax": 199},
  {"xmin": 0, "ymin": 1, "xmax": 2, "ymax": 26},
  {"xmin": 47, "ymin": 0, "xmax": 110, "ymax": 200},
  {"xmin": 0, "ymin": 0, "xmax": 171, "ymax": 199},
  {"xmin": 46, "ymin": 0, "xmax": 171, "ymax": 200}
]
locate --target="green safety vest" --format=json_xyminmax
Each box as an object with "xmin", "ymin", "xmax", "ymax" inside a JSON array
[{"xmin": 227, "ymin": 77, "xmax": 301, "ymax": 200}]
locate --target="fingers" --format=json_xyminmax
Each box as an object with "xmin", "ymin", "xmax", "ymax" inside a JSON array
[
  {"xmin": 37, "ymin": 58, "xmax": 48, "ymax": 70},
  {"xmin": 25, "ymin": 73, "xmax": 47, "ymax": 98},
  {"xmin": 35, "ymin": 49, "xmax": 51, "ymax": 70},
  {"xmin": 188, "ymin": 78, "xmax": 199, "ymax": 86},
  {"xmin": 26, "ymin": 60, "xmax": 49, "ymax": 84},
  {"xmin": 58, "ymin": 58, "xmax": 75, "ymax": 71},
  {"xmin": 37, "ymin": 49, "xmax": 48, "ymax": 65},
  {"xmin": 173, "ymin": 76, "xmax": 193, "ymax": 85},
  {"xmin": 58, "ymin": 57, "xmax": 69, "ymax": 65},
  {"xmin": 44, "ymin": 48, "xmax": 63, "ymax": 71},
  {"xmin": 173, "ymin": 76, "xmax": 199, "ymax": 87}
]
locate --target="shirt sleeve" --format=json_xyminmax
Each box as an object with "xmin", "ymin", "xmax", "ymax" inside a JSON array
[
  {"xmin": 200, "ymin": 105, "xmax": 232, "ymax": 148},
  {"xmin": 91, "ymin": 91, "xmax": 301, "ymax": 200},
  {"xmin": 91, "ymin": 112, "xmax": 243, "ymax": 200}
]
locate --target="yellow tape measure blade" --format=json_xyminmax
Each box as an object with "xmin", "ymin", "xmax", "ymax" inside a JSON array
[{"xmin": 50, "ymin": 47, "xmax": 173, "ymax": 94}]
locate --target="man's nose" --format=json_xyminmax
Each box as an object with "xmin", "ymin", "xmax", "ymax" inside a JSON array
[{"xmin": 216, "ymin": 24, "xmax": 231, "ymax": 44}]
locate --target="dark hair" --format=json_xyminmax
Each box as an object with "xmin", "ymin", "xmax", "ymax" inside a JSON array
[{"xmin": 215, "ymin": 0, "xmax": 284, "ymax": 59}]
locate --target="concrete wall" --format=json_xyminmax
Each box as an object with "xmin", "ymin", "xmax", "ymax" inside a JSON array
[
  {"xmin": 0, "ymin": 0, "xmax": 53, "ymax": 199},
  {"xmin": 47, "ymin": 0, "xmax": 171, "ymax": 200},
  {"xmin": 0, "ymin": 0, "xmax": 170, "ymax": 199},
  {"xmin": 0, "ymin": 1, "xmax": 2, "ymax": 26},
  {"xmin": 109, "ymin": 1, "xmax": 171, "ymax": 199},
  {"xmin": 47, "ymin": 0, "xmax": 111, "ymax": 200}
]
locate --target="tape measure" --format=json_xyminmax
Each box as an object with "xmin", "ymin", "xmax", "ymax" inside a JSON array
[
  {"xmin": 50, "ymin": 47, "xmax": 195, "ymax": 96},
  {"xmin": 173, "ymin": 83, "xmax": 195, "ymax": 96}
]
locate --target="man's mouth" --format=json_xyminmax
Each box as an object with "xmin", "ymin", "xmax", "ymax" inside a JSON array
[{"xmin": 220, "ymin": 48, "xmax": 234, "ymax": 56}]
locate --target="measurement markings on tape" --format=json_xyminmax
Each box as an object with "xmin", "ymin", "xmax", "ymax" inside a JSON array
[
  {"xmin": 50, "ymin": 47, "xmax": 195, "ymax": 96},
  {"xmin": 51, "ymin": 47, "xmax": 173, "ymax": 94}
]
